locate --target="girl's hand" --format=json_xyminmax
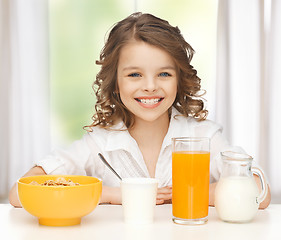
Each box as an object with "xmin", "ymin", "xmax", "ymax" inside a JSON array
[
  {"xmin": 9, "ymin": 166, "xmax": 46, "ymax": 207},
  {"xmin": 156, "ymin": 185, "xmax": 172, "ymax": 205},
  {"xmin": 100, "ymin": 186, "xmax": 122, "ymax": 205}
]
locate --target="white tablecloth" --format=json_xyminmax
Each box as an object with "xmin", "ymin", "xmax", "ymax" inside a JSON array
[{"xmin": 0, "ymin": 204, "xmax": 280, "ymax": 240}]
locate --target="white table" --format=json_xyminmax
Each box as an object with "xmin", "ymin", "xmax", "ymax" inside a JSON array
[{"xmin": 1, "ymin": 204, "xmax": 280, "ymax": 240}]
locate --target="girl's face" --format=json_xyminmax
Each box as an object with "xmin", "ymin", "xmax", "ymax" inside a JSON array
[{"xmin": 117, "ymin": 41, "xmax": 178, "ymax": 125}]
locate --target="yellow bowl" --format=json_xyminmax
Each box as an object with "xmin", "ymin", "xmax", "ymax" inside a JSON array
[{"xmin": 17, "ymin": 175, "xmax": 102, "ymax": 226}]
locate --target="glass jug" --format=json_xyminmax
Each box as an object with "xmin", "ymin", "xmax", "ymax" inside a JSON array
[{"xmin": 215, "ymin": 151, "xmax": 268, "ymax": 223}]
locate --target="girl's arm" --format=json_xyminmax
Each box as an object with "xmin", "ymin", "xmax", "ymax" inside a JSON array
[
  {"xmin": 254, "ymin": 175, "xmax": 271, "ymax": 209},
  {"xmin": 9, "ymin": 166, "xmax": 46, "ymax": 207}
]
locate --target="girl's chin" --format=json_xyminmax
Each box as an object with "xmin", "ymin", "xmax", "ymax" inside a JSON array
[{"xmin": 133, "ymin": 111, "xmax": 170, "ymax": 124}]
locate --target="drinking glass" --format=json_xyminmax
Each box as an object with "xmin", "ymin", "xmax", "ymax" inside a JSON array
[{"xmin": 172, "ymin": 137, "xmax": 210, "ymax": 225}]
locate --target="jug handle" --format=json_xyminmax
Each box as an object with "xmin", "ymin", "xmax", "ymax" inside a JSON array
[{"xmin": 252, "ymin": 167, "xmax": 268, "ymax": 204}]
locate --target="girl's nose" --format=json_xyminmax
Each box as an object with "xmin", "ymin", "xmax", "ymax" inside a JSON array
[{"xmin": 142, "ymin": 77, "xmax": 158, "ymax": 92}]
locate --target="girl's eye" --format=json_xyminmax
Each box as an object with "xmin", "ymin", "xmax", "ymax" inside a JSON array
[
  {"xmin": 128, "ymin": 73, "xmax": 141, "ymax": 77},
  {"xmin": 159, "ymin": 72, "xmax": 171, "ymax": 77}
]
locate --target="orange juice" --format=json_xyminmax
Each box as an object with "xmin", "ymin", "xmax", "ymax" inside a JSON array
[{"xmin": 172, "ymin": 151, "xmax": 210, "ymax": 219}]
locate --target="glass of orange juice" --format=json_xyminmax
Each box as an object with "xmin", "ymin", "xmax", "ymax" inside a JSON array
[{"xmin": 172, "ymin": 137, "xmax": 210, "ymax": 225}]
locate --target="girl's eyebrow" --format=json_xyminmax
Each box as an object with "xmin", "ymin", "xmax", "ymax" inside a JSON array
[
  {"xmin": 122, "ymin": 66, "xmax": 140, "ymax": 71},
  {"xmin": 159, "ymin": 66, "xmax": 176, "ymax": 70},
  {"xmin": 122, "ymin": 66, "xmax": 176, "ymax": 71}
]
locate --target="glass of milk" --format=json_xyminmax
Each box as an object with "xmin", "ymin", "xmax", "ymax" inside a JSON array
[
  {"xmin": 121, "ymin": 178, "xmax": 159, "ymax": 224},
  {"xmin": 215, "ymin": 151, "xmax": 268, "ymax": 223}
]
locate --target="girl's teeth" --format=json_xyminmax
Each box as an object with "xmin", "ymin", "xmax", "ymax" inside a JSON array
[{"xmin": 139, "ymin": 98, "xmax": 160, "ymax": 104}]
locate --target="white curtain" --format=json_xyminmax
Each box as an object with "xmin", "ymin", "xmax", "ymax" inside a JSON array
[
  {"xmin": 0, "ymin": 0, "xmax": 50, "ymax": 200},
  {"xmin": 216, "ymin": 0, "xmax": 281, "ymax": 203}
]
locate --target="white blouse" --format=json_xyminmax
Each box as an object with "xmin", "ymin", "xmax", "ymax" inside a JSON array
[{"xmin": 35, "ymin": 108, "xmax": 247, "ymax": 187}]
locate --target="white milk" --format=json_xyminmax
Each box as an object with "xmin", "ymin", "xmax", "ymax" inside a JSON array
[
  {"xmin": 215, "ymin": 176, "xmax": 259, "ymax": 222},
  {"xmin": 121, "ymin": 178, "xmax": 158, "ymax": 224}
]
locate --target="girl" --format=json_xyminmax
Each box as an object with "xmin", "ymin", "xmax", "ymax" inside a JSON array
[{"xmin": 9, "ymin": 12, "xmax": 271, "ymax": 207}]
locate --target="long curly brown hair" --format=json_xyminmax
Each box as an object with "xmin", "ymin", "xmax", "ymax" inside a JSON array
[{"xmin": 85, "ymin": 12, "xmax": 207, "ymax": 131}]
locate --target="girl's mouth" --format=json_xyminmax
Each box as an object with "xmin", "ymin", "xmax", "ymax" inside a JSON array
[{"xmin": 135, "ymin": 98, "xmax": 164, "ymax": 105}]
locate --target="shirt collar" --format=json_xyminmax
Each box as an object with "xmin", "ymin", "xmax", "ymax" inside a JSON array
[{"xmin": 104, "ymin": 121, "xmax": 139, "ymax": 152}]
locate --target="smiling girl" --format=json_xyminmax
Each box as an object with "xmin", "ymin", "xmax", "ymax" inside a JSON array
[{"xmin": 9, "ymin": 12, "xmax": 271, "ymax": 208}]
